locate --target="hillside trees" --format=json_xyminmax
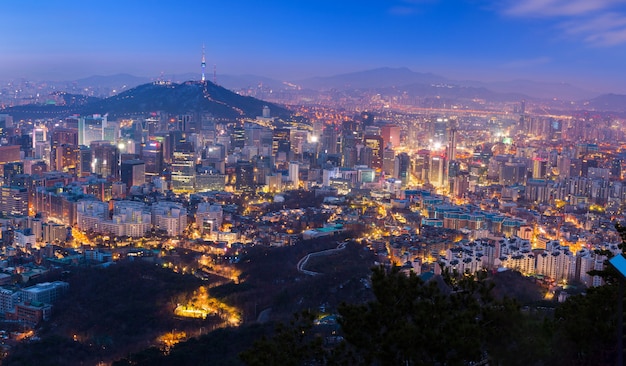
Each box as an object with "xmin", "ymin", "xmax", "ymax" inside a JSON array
[{"xmin": 241, "ymin": 265, "xmax": 543, "ymax": 365}]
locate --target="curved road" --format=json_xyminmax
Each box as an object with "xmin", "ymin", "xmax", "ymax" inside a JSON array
[{"xmin": 297, "ymin": 241, "xmax": 348, "ymax": 276}]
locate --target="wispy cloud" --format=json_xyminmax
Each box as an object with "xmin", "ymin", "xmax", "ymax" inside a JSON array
[
  {"xmin": 502, "ymin": 56, "xmax": 552, "ymax": 69},
  {"xmin": 560, "ymin": 12, "xmax": 626, "ymax": 46},
  {"xmin": 504, "ymin": 0, "xmax": 621, "ymax": 17},
  {"xmin": 500, "ymin": 0, "xmax": 626, "ymax": 46},
  {"xmin": 388, "ymin": 0, "xmax": 437, "ymax": 16}
]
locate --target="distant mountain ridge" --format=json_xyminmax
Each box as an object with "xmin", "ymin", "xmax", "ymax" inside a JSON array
[
  {"xmin": 292, "ymin": 68, "xmax": 600, "ymax": 101},
  {"xmin": 297, "ymin": 67, "xmax": 448, "ymax": 90},
  {"xmin": 72, "ymin": 73, "xmax": 151, "ymax": 90},
  {"xmin": 2, "ymin": 68, "xmax": 620, "ymax": 117},
  {"xmin": 471, "ymin": 79, "xmax": 598, "ymax": 101},
  {"xmin": 579, "ymin": 93, "xmax": 626, "ymax": 113},
  {"xmin": 1, "ymin": 81, "xmax": 291, "ymax": 120}
]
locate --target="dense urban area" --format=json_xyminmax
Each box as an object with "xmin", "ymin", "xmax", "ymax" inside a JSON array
[{"xmin": 0, "ymin": 69, "xmax": 624, "ymax": 365}]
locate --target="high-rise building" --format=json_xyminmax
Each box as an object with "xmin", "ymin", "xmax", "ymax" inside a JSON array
[
  {"xmin": 79, "ymin": 114, "xmax": 107, "ymax": 146},
  {"xmin": 611, "ymin": 158, "xmax": 622, "ymax": 180},
  {"xmin": 56, "ymin": 144, "xmax": 79, "ymax": 173},
  {"xmin": 395, "ymin": 153, "xmax": 410, "ymax": 186},
  {"xmin": 0, "ymin": 186, "xmax": 28, "ymax": 216},
  {"xmin": 532, "ymin": 158, "xmax": 548, "ymax": 179},
  {"xmin": 383, "ymin": 148, "xmax": 395, "ymax": 177},
  {"xmin": 433, "ymin": 117, "xmax": 448, "ymax": 145},
  {"xmin": 289, "ymin": 161, "xmax": 300, "ymax": 188},
  {"xmin": 231, "ymin": 125, "xmax": 246, "ymax": 150},
  {"xmin": 500, "ymin": 162, "xmax": 526, "ymax": 186},
  {"xmin": 448, "ymin": 125, "xmax": 458, "ymax": 161},
  {"xmin": 321, "ymin": 126, "xmax": 339, "ymax": 155},
  {"xmin": 0, "ymin": 145, "xmax": 20, "ymax": 165},
  {"xmin": 141, "ymin": 141, "xmax": 164, "ymax": 179},
  {"xmin": 429, "ymin": 155, "xmax": 446, "ymax": 188},
  {"xmin": 171, "ymin": 142, "xmax": 196, "ymax": 193},
  {"xmin": 32, "ymin": 125, "xmax": 47, "ymax": 151},
  {"xmin": 90, "ymin": 141, "xmax": 120, "ymax": 179},
  {"xmin": 78, "ymin": 146, "xmax": 92, "ymax": 177},
  {"xmin": 103, "ymin": 123, "xmax": 118, "ymax": 142},
  {"xmin": 272, "ymin": 128, "xmax": 291, "ymax": 156},
  {"xmin": 31, "ymin": 161, "xmax": 47, "ymax": 177},
  {"xmin": 196, "ymin": 202, "xmax": 223, "ymax": 233},
  {"xmin": 3, "ymin": 162, "xmax": 23, "ymax": 186},
  {"xmin": 8, "ymin": 174, "xmax": 31, "ymax": 192},
  {"xmin": 121, "ymin": 160, "xmax": 146, "ymax": 188},
  {"xmin": 244, "ymin": 125, "xmax": 264, "ymax": 150},
  {"xmin": 363, "ymin": 135, "xmax": 384, "ymax": 170},
  {"xmin": 64, "ymin": 115, "xmax": 80, "ymax": 130},
  {"xmin": 50, "ymin": 127, "xmax": 78, "ymax": 170},
  {"xmin": 235, "ymin": 161, "xmax": 255, "ymax": 191},
  {"xmin": 381, "ymin": 124, "xmax": 401, "ymax": 149},
  {"xmin": 152, "ymin": 202, "xmax": 188, "ymax": 236}
]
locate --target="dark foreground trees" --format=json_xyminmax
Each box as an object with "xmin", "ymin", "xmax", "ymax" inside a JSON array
[
  {"xmin": 240, "ymin": 224, "xmax": 626, "ymax": 366},
  {"xmin": 241, "ymin": 265, "xmax": 546, "ymax": 366},
  {"xmin": 545, "ymin": 223, "xmax": 626, "ymax": 365}
]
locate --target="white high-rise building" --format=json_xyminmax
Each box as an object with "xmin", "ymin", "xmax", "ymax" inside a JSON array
[
  {"xmin": 76, "ymin": 200, "xmax": 151, "ymax": 237},
  {"xmin": 152, "ymin": 202, "xmax": 187, "ymax": 236},
  {"xmin": 289, "ymin": 161, "xmax": 300, "ymax": 188},
  {"xmin": 196, "ymin": 202, "xmax": 223, "ymax": 233},
  {"xmin": 79, "ymin": 114, "xmax": 107, "ymax": 146}
]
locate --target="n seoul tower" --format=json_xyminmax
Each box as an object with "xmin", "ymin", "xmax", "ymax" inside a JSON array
[{"xmin": 201, "ymin": 44, "xmax": 206, "ymax": 82}]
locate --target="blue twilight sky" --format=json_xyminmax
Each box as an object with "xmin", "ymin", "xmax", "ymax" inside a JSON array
[{"xmin": 2, "ymin": 0, "xmax": 626, "ymax": 93}]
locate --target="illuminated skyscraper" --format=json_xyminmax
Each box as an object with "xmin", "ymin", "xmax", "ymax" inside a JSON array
[
  {"xmin": 0, "ymin": 146, "xmax": 20, "ymax": 165},
  {"xmin": 433, "ymin": 117, "xmax": 448, "ymax": 145},
  {"xmin": 56, "ymin": 144, "xmax": 79, "ymax": 173},
  {"xmin": 50, "ymin": 128, "xmax": 78, "ymax": 171},
  {"xmin": 429, "ymin": 155, "xmax": 446, "ymax": 188},
  {"xmin": 32, "ymin": 125, "xmax": 47, "ymax": 150},
  {"xmin": 90, "ymin": 141, "xmax": 120, "ymax": 179},
  {"xmin": 448, "ymin": 125, "xmax": 457, "ymax": 161},
  {"xmin": 231, "ymin": 125, "xmax": 246, "ymax": 150},
  {"xmin": 141, "ymin": 141, "xmax": 164, "ymax": 179},
  {"xmin": 532, "ymin": 158, "xmax": 548, "ymax": 179},
  {"xmin": 272, "ymin": 128, "xmax": 291, "ymax": 156},
  {"xmin": 363, "ymin": 135, "xmax": 383, "ymax": 170},
  {"xmin": 289, "ymin": 161, "xmax": 300, "ymax": 188},
  {"xmin": 0, "ymin": 186, "xmax": 28, "ymax": 216},
  {"xmin": 171, "ymin": 142, "xmax": 195, "ymax": 193},
  {"xmin": 381, "ymin": 124, "xmax": 400, "ymax": 148},
  {"xmin": 79, "ymin": 114, "xmax": 107, "ymax": 146}
]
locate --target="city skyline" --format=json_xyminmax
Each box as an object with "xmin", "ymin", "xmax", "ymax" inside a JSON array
[{"xmin": 3, "ymin": 0, "xmax": 626, "ymax": 93}]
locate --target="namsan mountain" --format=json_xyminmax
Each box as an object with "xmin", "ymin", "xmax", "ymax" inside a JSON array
[{"xmin": 1, "ymin": 80, "xmax": 291, "ymax": 121}]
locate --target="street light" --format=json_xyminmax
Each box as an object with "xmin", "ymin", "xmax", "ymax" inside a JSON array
[{"xmin": 608, "ymin": 254, "xmax": 626, "ymax": 366}]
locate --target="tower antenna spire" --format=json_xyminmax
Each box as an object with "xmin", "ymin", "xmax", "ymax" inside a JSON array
[
  {"xmin": 201, "ymin": 44, "xmax": 206, "ymax": 82},
  {"xmin": 213, "ymin": 64, "xmax": 217, "ymax": 85}
]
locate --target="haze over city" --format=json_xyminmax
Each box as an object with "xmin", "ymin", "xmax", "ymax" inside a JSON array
[
  {"xmin": 2, "ymin": 1, "xmax": 626, "ymax": 365},
  {"xmin": 3, "ymin": 0, "xmax": 626, "ymax": 93}
]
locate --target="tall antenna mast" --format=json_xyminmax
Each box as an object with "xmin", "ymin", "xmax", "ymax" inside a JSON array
[
  {"xmin": 213, "ymin": 64, "xmax": 217, "ymax": 85},
  {"xmin": 201, "ymin": 44, "xmax": 206, "ymax": 82}
]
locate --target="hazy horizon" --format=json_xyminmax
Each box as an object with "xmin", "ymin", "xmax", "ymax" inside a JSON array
[{"xmin": 3, "ymin": 1, "xmax": 626, "ymax": 94}]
